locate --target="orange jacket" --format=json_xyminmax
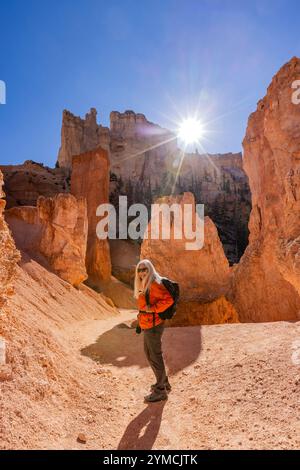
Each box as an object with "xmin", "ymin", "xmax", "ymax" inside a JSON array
[{"xmin": 137, "ymin": 280, "xmax": 174, "ymax": 330}]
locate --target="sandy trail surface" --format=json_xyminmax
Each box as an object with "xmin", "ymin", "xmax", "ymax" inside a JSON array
[
  {"xmin": 1, "ymin": 258, "xmax": 300, "ymax": 450},
  {"xmin": 65, "ymin": 310, "xmax": 300, "ymax": 450}
]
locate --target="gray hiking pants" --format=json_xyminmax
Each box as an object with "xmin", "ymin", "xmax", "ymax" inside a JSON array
[{"xmin": 143, "ymin": 323, "xmax": 168, "ymax": 391}]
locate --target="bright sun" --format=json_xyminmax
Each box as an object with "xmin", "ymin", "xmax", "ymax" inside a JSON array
[{"xmin": 178, "ymin": 118, "xmax": 204, "ymax": 145}]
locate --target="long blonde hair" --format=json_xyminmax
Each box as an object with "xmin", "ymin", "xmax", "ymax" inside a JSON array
[{"xmin": 134, "ymin": 259, "xmax": 163, "ymax": 299}]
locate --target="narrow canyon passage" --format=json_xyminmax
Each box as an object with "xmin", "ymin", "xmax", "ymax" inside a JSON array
[
  {"xmin": 63, "ymin": 310, "xmax": 300, "ymax": 450},
  {"xmin": 1, "ymin": 2, "xmax": 300, "ymax": 455}
]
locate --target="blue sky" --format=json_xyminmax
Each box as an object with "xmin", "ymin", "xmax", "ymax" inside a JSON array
[{"xmin": 0, "ymin": 0, "xmax": 299, "ymax": 166}]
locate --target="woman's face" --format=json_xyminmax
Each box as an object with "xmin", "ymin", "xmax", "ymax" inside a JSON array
[{"xmin": 137, "ymin": 264, "xmax": 149, "ymax": 281}]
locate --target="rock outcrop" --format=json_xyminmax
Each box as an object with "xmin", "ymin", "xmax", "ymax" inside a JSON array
[
  {"xmin": 110, "ymin": 112, "xmax": 250, "ymax": 265},
  {"xmin": 110, "ymin": 110, "xmax": 170, "ymax": 140},
  {"xmin": 5, "ymin": 194, "xmax": 88, "ymax": 287},
  {"xmin": 141, "ymin": 192, "xmax": 230, "ymax": 299},
  {"xmin": 0, "ymin": 161, "xmax": 69, "ymax": 209},
  {"xmin": 0, "ymin": 171, "xmax": 20, "ymax": 308},
  {"xmin": 55, "ymin": 108, "xmax": 250, "ymax": 265},
  {"xmin": 96, "ymin": 275, "xmax": 136, "ymax": 309},
  {"xmin": 71, "ymin": 148, "xmax": 111, "ymax": 286},
  {"xmin": 166, "ymin": 296, "xmax": 238, "ymax": 327},
  {"xmin": 230, "ymin": 57, "xmax": 300, "ymax": 322},
  {"xmin": 111, "ymin": 149, "xmax": 250, "ymax": 265},
  {"xmin": 57, "ymin": 109, "xmax": 110, "ymax": 169},
  {"xmin": 177, "ymin": 152, "xmax": 251, "ymax": 263},
  {"xmin": 109, "ymin": 110, "xmax": 177, "ymax": 189},
  {"xmin": 140, "ymin": 192, "xmax": 237, "ymax": 325},
  {"xmin": 109, "ymin": 239, "xmax": 140, "ymax": 287}
]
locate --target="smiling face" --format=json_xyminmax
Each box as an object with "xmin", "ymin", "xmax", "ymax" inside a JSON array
[{"xmin": 137, "ymin": 263, "xmax": 149, "ymax": 282}]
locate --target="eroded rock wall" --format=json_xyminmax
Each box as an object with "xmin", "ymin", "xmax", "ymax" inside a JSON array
[
  {"xmin": 140, "ymin": 192, "xmax": 237, "ymax": 325},
  {"xmin": 71, "ymin": 148, "xmax": 111, "ymax": 286},
  {"xmin": 0, "ymin": 161, "xmax": 69, "ymax": 209},
  {"xmin": 0, "ymin": 170, "xmax": 20, "ymax": 308},
  {"xmin": 5, "ymin": 194, "xmax": 88, "ymax": 287},
  {"xmin": 229, "ymin": 57, "xmax": 300, "ymax": 322},
  {"xmin": 57, "ymin": 109, "xmax": 110, "ymax": 170},
  {"xmin": 55, "ymin": 108, "xmax": 251, "ymax": 264}
]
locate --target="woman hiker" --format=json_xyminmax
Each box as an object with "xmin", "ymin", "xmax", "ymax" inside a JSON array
[{"xmin": 134, "ymin": 259, "xmax": 174, "ymax": 403}]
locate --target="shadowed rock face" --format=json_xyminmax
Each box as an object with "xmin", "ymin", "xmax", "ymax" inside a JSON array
[
  {"xmin": 5, "ymin": 193, "xmax": 88, "ymax": 287},
  {"xmin": 109, "ymin": 239, "xmax": 140, "ymax": 287},
  {"xmin": 57, "ymin": 108, "xmax": 110, "ymax": 170},
  {"xmin": 140, "ymin": 192, "xmax": 238, "ymax": 325},
  {"xmin": 71, "ymin": 147, "xmax": 111, "ymax": 285},
  {"xmin": 56, "ymin": 108, "xmax": 251, "ymax": 265},
  {"xmin": 141, "ymin": 192, "xmax": 231, "ymax": 300},
  {"xmin": 0, "ymin": 170, "xmax": 20, "ymax": 308},
  {"xmin": 0, "ymin": 161, "xmax": 69, "ymax": 209},
  {"xmin": 176, "ymin": 152, "xmax": 251, "ymax": 264},
  {"xmin": 229, "ymin": 57, "xmax": 300, "ymax": 322},
  {"xmin": 109, "ymin": 113, "xmax": 250, "ymax": 265}
]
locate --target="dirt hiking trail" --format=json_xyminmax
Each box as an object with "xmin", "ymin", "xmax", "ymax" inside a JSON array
[{"xmin": 1, "ymin": 258, "xmax": 299, "ymax": 450}]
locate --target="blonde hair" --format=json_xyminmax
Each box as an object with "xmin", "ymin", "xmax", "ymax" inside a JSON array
[{"xmin": 133, "ymin": 259, "xmax": 163, "ymax": 299}]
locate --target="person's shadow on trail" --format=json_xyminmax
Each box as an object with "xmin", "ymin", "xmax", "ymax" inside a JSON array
[
  {"xmin": 117, "ymin": 401, "xmax": 167, "ymax": 450},
  {"xmin": 81, "ymin": 321, "xmax": 202, "ymax": 376},
  {"xmin": 81, "ymin": 320, "xmax": 202, "ymax": 449}
]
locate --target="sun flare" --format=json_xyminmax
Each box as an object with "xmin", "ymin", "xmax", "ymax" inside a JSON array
[{"xmin": 177, "ymin": 118, "xmax": 204, "ymax": 145}]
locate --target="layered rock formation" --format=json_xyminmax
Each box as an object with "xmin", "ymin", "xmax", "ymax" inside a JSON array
[
  {"xmin": 0, "ymin": 171, "xmax": 20, "ymax": 308},
  {"xmin": 141, "ymin": 192, "xmax": 230, "ymax": 299},
  {"xmin": 111, "ymin": 150, "xmax": 250, "ymax": 264},
  {"xmin": 110, "ymin": 112, "xmax": 250, "ymax": 264},
  {"xmin": 109, "ymin": 110, "xmax": 177, "ymax": 196},
  {"xmin": 5, "ymin": 194, "xmax": 88, "ymax": 287},
  {"xmin": 0, "ymin": 161, "xmax": 69, "ymax": 209},
  {"xmin": 166, "ymin": 296, "xmax": 238, "ymax": 327},
  {"xmin": 140, "ymin": 192, "xmax": 238, "ymax": 325},
  {"xmin": 57, "ymin": 109, "xmax": 110, "ymax": 169},
  {"xmin": 109, "ymin": 239, "xmax": 140, "ymax": 287},
  {"xmin": 110, "ymin": 110, "xmax": 171, "ymax": 140},
  {"xmin": 55, "ymin": 108, "xmax": 250, "ymax": 264},
  {"xmin": 71, "ymin": 148, "xmax": 111, "ymax": 286},
  {"xmin": 178, "ymin": 152, "xmax": 250, "ymax": 262},
  {"xmin": 229, "ymin": 57, "xmax": 300, "ymax": 322}
]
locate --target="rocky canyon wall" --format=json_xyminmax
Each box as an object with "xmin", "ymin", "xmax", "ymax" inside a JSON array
[
  {"xmin": 229, "ymin": 56, "xmax": 300, "ymax": 322},
  {"xmin": 141, "ymin": 192, "xmax": 239, "ymax": 325},
  {"xmin": 111, "ymin": 150, "xmax": 250, "ymax": 265},
  {"xmin": 71, "ymin": 148, "xmax": 111, "ymax": 286},
  {"xmin": 0, "ymin": 170, "xmax": 20, "ymax": 308},
  {"xmin": 109, "ymin": 112, "xmax": 250, "ymax": 265},
  {"xmin": 57, "ymin": 108, "xmax": 110, "ymax": 170},
  {"xmin": 54, "ymin": 108, "xmax": 251, "ymax": 265},
  {"xmin": 5, "ymin": 194, "xmax": 88, "ymax": 287},
  {"xmin": 0, "ymin": 161, "xmax": 69, "ymax": 209},
  {"xmin": 2, "ymin": 58, "xmax": 300, "ymax": 325},
  {"xmin": 173, "ymin": 151, "xmax": 250, "ymax": 264}
]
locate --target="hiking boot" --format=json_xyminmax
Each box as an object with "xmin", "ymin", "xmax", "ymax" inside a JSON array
[
  {"xmin": 151, "ymin": 381, "xmax": 171, "ymax": 392},
  {"xmin": 144, "ymin": 390, "xmax": 168, "ymax": 403}
]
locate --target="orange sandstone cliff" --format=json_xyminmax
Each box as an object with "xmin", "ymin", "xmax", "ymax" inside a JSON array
[
  {"xmin": 0, "ymin": 170, "xmax": 20, "ymax": 308},
  {"xmin": 229, "ymin": 57, "xmax": 300, "ymax": 322}
]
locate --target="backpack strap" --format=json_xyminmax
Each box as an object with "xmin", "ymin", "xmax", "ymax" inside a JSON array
[
  {"xmin": 145, "ymin": 288, "xmax": 150, "ymax": 306},
  {"xmin": 145, "ymin": 288, "xmax": 155, "ymax": 328}
]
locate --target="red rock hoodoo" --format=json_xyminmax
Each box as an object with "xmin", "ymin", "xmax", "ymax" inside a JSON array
[
  {"xmin": 230, "ymin": 57, "xmax": 300, "ymax": 322},
  {"xmin": 71, "ymin": 147, "xmax": 112, "ymax": 286},
  {"xmin": 5, "ymin": 193, "xmax": 88, "ymax": 287},
  {"xmin": 141, "ymin": 192, "xmax": 238, "ymax": 325}
]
